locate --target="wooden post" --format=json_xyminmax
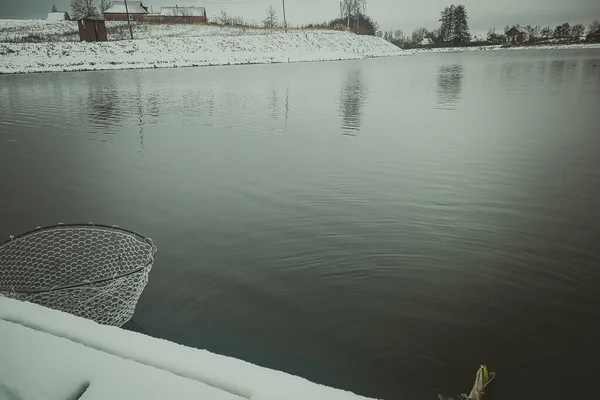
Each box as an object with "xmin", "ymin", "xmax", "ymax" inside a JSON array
[
  {"xmin": 124, "ymin": 0, "xmax": 134, "ymax": 40},
  {"xmin": 282, "ymin": 0, "xmax": 287, "ymax": 33}
]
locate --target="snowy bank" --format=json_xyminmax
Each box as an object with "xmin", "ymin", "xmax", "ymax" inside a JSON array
[
  {"xmin": 0, "ymin": 30, "xmax": 407, "ymax": 74},
  {"xmin": 414, "ymin": 43, "xmax": 600, "ymax": 53},
  {"xmin": 0, "ymin": 297, "xmax": 376, "ymax": 400}
]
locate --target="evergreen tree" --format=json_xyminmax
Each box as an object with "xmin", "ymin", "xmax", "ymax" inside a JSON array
[
  {"xmin": 439, "ymin": 5, "xmax": 470, "ymax": 44},
  {"xmin": 438, "ymin": 5, "xmax": 455, "ymax": 42},
  {"xmin": 453, "ymin": 5, "xmax": 470, "ymax": 44}
]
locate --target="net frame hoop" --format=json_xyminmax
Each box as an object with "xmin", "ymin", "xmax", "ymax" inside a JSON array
[{"xmin": 0, "ymin": 223, "xmax": 156, "ymax": 295}]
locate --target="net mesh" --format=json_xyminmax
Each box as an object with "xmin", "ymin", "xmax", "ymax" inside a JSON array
[{"xmin": 0, "ymin": 224, "xmax": 156, "ymax": 327}]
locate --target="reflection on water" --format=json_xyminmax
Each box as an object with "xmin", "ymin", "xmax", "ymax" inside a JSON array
[
  {"xmin": 581, "ymin": 58, "xmax": 600, "ymax": 93},
  {"xmin": 436, "ymin": 64, "xmax": 464, "ymax": 109},
  {"xmin": 2, "ymin": 50, "xmax": 600, "ymax": 400},
  {"xmin": 87, "ymin": 85, "xmax": 120, "ymax": 129},
  {"xmin": 339, "ymin": 70, "xmax": 367, "ymax": 133}
]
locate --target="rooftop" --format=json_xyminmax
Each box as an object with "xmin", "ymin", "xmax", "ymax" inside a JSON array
[
  {"xmin": 160, "ymin": 6, "xmax": 206, "ymax": 17},
  {"xmin": 103, "ymin": 1, "xmax": 148, "ymax": 14}
]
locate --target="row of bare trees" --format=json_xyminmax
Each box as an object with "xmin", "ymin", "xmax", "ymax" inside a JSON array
[
  {"xmin": 213, "ymin": 7, "xmax": 279, "ymax": 28},
  {"xmin": 491, "ymin": 20, "xmax": 600, "ymax": 44},
  {"xmin": 378, "ymin": 4, "xmax": 471, "ymax": 48}
]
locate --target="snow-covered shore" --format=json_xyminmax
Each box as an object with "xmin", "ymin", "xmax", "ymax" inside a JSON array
[
  {"xmin": 414, "ymin": 43, "xmax": 600, "ymax": 53},
  {"xmin": 0, "ymin": 20, "xmax": 407, "ymax": 74}
]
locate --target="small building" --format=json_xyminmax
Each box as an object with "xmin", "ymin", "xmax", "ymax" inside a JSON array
[
  {"xmin": 419, "ymin": 38, "xmax": 434, "ymax": 46},
  {"xmin": 505, "ymin": 27, "xmax": 530, "ymax": 44},
  {"xmin": 47, "ymin": 11, "xmax": 71, "ymax": 21},
  {"xmin": 103, "ymin": 1, "xmax": 148, "ymax": 21},
  {"xmin": 153, "ymin": 6, "xmax": 207, "ymax": 23},
  {"xmin": 78, "ymin": 19, "xmax": 108, "ymax": 42},
  {"xmin": 587, "ymin": 28, "xmax": 600, "ymax": 43}
]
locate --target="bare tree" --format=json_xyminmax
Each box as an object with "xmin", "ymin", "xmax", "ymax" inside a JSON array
[
  {"xmin": 51, "ymin": 4, "xmax": 58, "ymax": 12},
  {"xmin": 525, "ymin": 24, "xmax": 540, "ymax": 40},
  {"xmin": 411, "ymin": 27, "xmax": 429, "ymax": 44},
  {"xmin": 487, "ymin": 28, "xmax": 505, "ymax": 44},
  {"xmin": 393, "ymin": 29, "xmax": 405, "ymax": 42},
  {"xmin": 540, "ymin": 26, "xmax": 552, "ymax": 39},
  {"xmin": 216, "ymin": 10, "xmax": 230, "ymax": 25},
  {"xmin": 99, "ymin": 0, "xmax": 112, "ymax": 13},
  {"xmin": 71, "ymin": 0, "xmax": 99, "ymax": 19},
  {"xmin": 263, "ymin": 5, "xmax": 278, "ymax": 28},
  {"xmin": 342, "ymin": 0, "xmax": 365, "ymax": 27},
  {"xmin": 587, "ymin": 20, "xmax": 600, "ymax": 35},
  {"xmin": 571, "ymin": 23, "xmax": 585, "ymax": 40}
]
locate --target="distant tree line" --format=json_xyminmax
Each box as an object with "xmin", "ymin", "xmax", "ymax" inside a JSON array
[
  {"xmin": 377, "ymin": 4, "xmax": 471, "ymax": 48},
  {"xmin": 377, "ymin": 3, "xmax": 600, "ymax": 49},
  {"xmin": 494, "ymin": 21, "xmax": 599, "ymax": 44}
]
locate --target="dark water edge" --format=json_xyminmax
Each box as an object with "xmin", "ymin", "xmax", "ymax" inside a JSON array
[{"xmin": 1, "ymin": 49, "xmax": 600, "ymax": 400}]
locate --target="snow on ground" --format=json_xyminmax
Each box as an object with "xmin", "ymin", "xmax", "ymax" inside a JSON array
[
  {"xmin": 0, "ymin": 19, "xmax": 80, "ymax": 42},
  {"xmin": 0, "ymin": 30, "xmax": 407, "ymax": 74},
  {"xmin": 0, "ymin": 19, "xmax": 270, "ymax": 43},
  {"xmin": 415, "ymin": 43, "xmax": 600, "ymax": 53},
  {"xmin": 0, "ymin": 297, "xmax": 376, "ymax": 400}
]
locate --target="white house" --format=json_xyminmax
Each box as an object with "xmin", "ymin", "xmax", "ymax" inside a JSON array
[
  {"xmin": 419, "ymin": 38, "xmax": 434, "ymax": 46},
  {"xmin": 46, "ymin": 11, "xmax": 70, "ymax": 21},
  {"xmin": 103, "ymin": 1, "xmax": 149, "ymax": 21},
  {"xmin": 153, "ymin": 6, "xmax": 207, "ymax": 23},
  {"xmin": 160, "ymin": 6, "xmax": 206, "ymax": 17}
]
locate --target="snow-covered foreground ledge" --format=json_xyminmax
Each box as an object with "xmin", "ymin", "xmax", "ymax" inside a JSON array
[
  {"xmin": 0, "ymin": 30, "xmax": 408, "ymax": 74},
  {"xmin": 0, "ymin": 297, "xmax": 376, "ymax": 400}
]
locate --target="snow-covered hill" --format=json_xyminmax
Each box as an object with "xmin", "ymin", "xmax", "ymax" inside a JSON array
[{"xmin": 0, "ymin": 20, "xmax": 408, "ymax": 74}]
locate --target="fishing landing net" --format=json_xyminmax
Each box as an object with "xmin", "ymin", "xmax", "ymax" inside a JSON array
[{"xmin": 0, "ymin": 224, "xmax": 156, "ymax": 327}]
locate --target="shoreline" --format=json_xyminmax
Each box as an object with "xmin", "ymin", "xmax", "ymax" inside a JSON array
[
  {"xmin": 413, "ymin": 42, "xmax": 600, "ymax": 53},
  {"xmin": 2, "ymin": 20, "xmax": 599, "ymax": 75}
]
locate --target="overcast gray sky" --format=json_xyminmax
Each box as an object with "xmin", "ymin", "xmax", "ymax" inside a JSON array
[{"xmin": 3, "ymin": 0, "xmax": 599, "ymax": 33}]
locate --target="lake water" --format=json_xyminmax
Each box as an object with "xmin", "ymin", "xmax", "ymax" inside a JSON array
[{"xmin": 1, "ymin": 49, "xmax": 600, "ymax": 400}]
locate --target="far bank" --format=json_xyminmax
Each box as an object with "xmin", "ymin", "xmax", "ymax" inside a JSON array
[{"xmin": 0, "ymin": 24, "xmax": 408, "ymax": 75}]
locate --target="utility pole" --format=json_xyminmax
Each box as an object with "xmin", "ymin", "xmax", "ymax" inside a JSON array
[
  {"xmin": 124, "ymin": 0, "xmax": 134, "ymax": 40},
  {"xmin": 282, "ymin": 0, "xmax": 287, "ymax": 32}
]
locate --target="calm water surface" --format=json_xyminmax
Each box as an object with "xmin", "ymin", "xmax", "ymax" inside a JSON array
[{"xmin": 1, "ymin": 49, "xmax": 600, "ymax": 400}]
